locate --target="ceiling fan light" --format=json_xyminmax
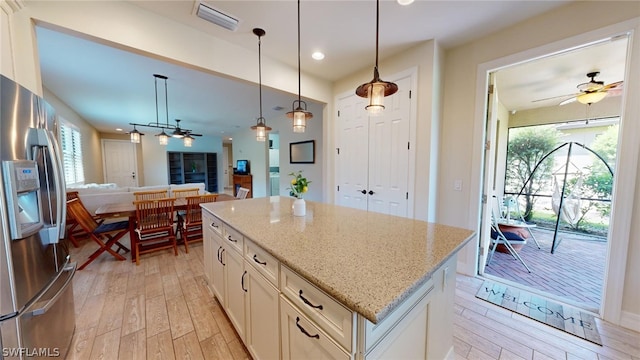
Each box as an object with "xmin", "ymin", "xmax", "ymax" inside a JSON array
[{"xmin": 577, "ymin": 91, "xmax": 607, "ymax": 105}]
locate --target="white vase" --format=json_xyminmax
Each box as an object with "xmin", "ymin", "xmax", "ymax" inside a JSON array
[{"xmin": 293, "ymin": 198, "xmax": 306, "ymax": 217}]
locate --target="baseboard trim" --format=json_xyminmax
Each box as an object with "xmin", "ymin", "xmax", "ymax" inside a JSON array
[{"xmin": 619, "ymin": 310, "xmax": 640, "ymax": 332}]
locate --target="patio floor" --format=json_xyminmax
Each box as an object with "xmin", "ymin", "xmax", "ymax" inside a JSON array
[{"xmin": 483, "ymin": 227, "xmax": 606, "ymax": 311}]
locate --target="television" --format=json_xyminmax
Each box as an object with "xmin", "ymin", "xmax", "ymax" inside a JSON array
[{"xmin": 236, "ymin": 159, "xmax": 250, "ymax": 175}]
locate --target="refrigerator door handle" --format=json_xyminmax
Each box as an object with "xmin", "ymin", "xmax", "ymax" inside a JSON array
[
  {"xmin": 44, "ymin": 129, "xmax": 67, "ymax": 240},
  {"xmin": 27, "ymin": 261, "xmax": 76, "ymax": 317}
]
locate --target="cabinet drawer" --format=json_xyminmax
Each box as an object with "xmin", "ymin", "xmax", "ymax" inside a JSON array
[
  {"xmin": 280, "ymin": 296, "xmax": 351, "ymax": 360},
  {"xmin": 223, "ymin": 225, "xmax": 244, "ymax": 253},
  {"xmin": 244, "ymin": 239, "xmax": 279, "ymax": 287},
  {"xmin": 203, "ymin": 211, "xmax": 223, "ymax": 237},
  {"xmin": 281, "ymin": 266, "xmax": 353, "ymax": 352}
]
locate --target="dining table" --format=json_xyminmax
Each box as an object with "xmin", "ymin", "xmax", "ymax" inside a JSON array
[{"xmin": 94, "ymin": 193, "xmax": 237, "ymax": 261}]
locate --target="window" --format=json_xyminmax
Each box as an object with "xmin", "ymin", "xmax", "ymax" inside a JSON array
[{"xmin": 60, "ymin": 121, "xmax": 85, "ymax": 186}]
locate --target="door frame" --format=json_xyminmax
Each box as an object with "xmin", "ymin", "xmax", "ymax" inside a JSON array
[
  {"xmin": 463, "ymin": 18, "xmax": 640, "ymax": 326},
  {"xmin": 101, "ymin": 139, "xmax": 139, "ymax": 187}
]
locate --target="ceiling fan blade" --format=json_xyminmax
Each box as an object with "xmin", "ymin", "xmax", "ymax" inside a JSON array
[
  {"xmin": 532, "ymin": 93, "xmax": 576, "ymax": 103},
  {"xmin": 603, "ymin": 81, "xmax": 623, "ymax": 90},
  {"xmin": 559, "ymin": 97, "xmax": 577, "ymax": 106}
]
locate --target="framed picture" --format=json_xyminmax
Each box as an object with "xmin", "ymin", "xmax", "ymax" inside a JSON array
[{"xmin": 289, "ymin": 140, "xmax": 315, "ymax": 164}]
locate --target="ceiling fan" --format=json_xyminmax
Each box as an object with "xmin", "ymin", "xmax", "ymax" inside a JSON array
[
  {"xmin": 533, "ymin": 71, "xmax": 623, "ymax": 106},
  {"xmin": 171, "ymin": 119, "xmax": 202, "ymax": 138}
]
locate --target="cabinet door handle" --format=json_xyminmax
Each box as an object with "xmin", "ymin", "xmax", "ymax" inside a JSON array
[
  {"xmin": 220, "ymin": 248, "xmax": 226, "ymax": 266},
  {"xmin": 295, "ymin": 317, "xmax": 320, "ymax": 339},
  {"xmin": 211, "ymin": 222, "xmax": 219, "ymax": 228},
  {"xmin": 299, "ymin": 290, "xmax": 323, "ymax": 310},
  {"xmin": 368, "ymin": 190, "xmax": 375, "ymax": 195},
  {"xmin": 241, "ymin": 271, "xmax": 247, "ymax": 292},
  {"xmin": 253, "ymin": 254, "xmax": 266, "ymax": 266},
  {"xmin": 217, "ymin": 246, "xmax": 222, "ymax": 262},
  {"xmin": 227, "ymin": 235, "xmax": 237, "ymax": 243},
  {"xmin": 359, "ymin": 189, "xmax": 366, "ymax": 194}
]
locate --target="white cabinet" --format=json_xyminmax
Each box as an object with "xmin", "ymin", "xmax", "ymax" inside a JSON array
[
  {"xmin": 224, "ymin": 244, "xmax": 246, "ymax": 341},
  {"xmin": 335, "ymin": 74, "xmax": 413, "ymax": 218},
  {"xmin": 245, "ymin": 263, "xmax": 280, "ymax": 360}
]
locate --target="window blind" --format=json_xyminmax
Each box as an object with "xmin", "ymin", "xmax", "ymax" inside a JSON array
[{"xmin": 60, "ymin": 123, "xmax": 85, "ymax": 186}]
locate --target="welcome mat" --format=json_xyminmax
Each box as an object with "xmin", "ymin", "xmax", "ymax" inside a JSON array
[{"xmin": 476, "ymin": 280, "xmax": 602, "ymax": 345}]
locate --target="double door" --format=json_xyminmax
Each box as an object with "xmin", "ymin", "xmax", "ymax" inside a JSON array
[{"xmin": 335, "ymin": 75, "xmax": 413, "ymax": 217}]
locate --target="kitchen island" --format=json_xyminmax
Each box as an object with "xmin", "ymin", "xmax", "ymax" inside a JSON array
[{"xmin": 201, "ymin": 196, "xmax": 474, "ymax": 359}]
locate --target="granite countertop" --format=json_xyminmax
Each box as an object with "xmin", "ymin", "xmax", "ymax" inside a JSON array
[{"xmin": 201, "ymin": 196, "xmax": 475, "ymax": 324}]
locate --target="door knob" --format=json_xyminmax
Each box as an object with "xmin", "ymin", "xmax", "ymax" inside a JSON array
[{"xmin": 359, "ymin": 190, "xmax": 366, "ymax": 194}]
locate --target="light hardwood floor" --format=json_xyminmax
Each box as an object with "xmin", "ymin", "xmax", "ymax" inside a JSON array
[{"xmin": 67, "ymin": 238, "xmax": 640, "ymax": 360}]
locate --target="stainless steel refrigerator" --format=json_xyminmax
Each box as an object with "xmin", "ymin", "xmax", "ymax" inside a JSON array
[{"xmin": 0, "ymin": 75, "xmax": 76, "ymax": 359}]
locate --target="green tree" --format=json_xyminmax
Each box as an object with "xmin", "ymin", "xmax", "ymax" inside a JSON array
[
  {"xmin": 583, "ymin": 125, "xmax": 617, "ymax": 218},
  {"xmin": 505, "ymin": 126, "xmax": 559, "ymax": 220}
]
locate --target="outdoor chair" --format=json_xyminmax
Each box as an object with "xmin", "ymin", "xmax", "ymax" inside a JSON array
[{"xmin": 66, "ymin": 198, "xmax": 130, "ymax": 270}]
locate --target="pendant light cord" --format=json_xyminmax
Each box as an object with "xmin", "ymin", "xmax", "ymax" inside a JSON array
[
  {"xmin": 297, "ymin": 0, "xmax": 301, "ymax": 103},
  {"xmin": 375, "ymin": 0, "xmax": 379, "ymax": 69},
  {"xmin": 155, "ymin": 76, "xmax": 160, "ymax": 126},
  {"xmin": 164, "ymin": 77, "xmax": 169, "ymax": 126},
  {"xmin": 258, "ymin": 34, "xmax": 263, "ymax": 119}
]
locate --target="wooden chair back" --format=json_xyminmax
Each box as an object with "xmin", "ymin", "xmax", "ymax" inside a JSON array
[
  {"xmin": 134, "ymin": 197, "xmax": 176, "ymax": 234},
  {"xmin": 173, "ymin": 188, "xmax": 200, "ymax": 199},
  {"xmin": 66, "ymin": 191, "xmax": 80, "ymax": 201},
  {"xmin": 133, "ymin": 189, "xmax": 169, "ymax": 201},
  {"xmin": 184, "ymin": 194, "xmax": 218, "ymax": 226}
]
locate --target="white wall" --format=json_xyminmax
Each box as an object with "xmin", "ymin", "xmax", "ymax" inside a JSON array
[{"xmin": 440, "ymin": 2, "xmax": 640, "ymax": 327}]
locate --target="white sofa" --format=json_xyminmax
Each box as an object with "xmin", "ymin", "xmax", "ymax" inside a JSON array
[{"xmin": 68, "ymin": 183, "xmax": 206, "ymax": 215}]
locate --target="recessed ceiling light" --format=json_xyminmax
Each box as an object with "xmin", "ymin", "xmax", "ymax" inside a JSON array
[
  {"xmin": 397, "ymin": 0, "xmax": 414, "ymax": 5},
  {"xmin": 312, "ymin": 51, "xmax": 325, "ymax": 60},
  {"xmin": 115, "ymin": 128, "xmax": 123, "ymax": 132},
  {"xmin": 229, "ymin": 137, "xmax": 233, "ymax": 141}
]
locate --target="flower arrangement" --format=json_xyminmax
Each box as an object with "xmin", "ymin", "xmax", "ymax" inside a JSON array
[{"xmin": 288, "ymin": 171, "xmax": 311, "ymax": 199}]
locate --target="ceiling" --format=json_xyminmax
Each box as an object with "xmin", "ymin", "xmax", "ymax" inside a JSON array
[{"xmin": 35, "ymin": 0, "xmax": 623, "ymax": 139}]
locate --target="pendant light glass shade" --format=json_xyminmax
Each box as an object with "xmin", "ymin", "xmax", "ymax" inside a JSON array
[
  {"xmin": 156, "ymin": 130, "xmax": 169, "ymax": 146},
  {"xmin": 183, "ymin": 134, "xmax": 194, "ymax": 147},
  {"xmin": 250, "ymin": 28, "xmax": 272, "ymax": 141},
  {"xmin": 287, "ymin": 0, "xmax": 312, "ymax": 132},
  {"xmin": 356, "ymin": 0, "xmax": 398, "ymax": 114},
  {"xmin": 129, "ymin": 125, "xmax": 142, "ymax": 143}
]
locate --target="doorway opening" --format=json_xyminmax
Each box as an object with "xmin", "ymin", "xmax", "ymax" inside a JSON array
[{"xmin": 478, "ymin": 35, "xmax": 629, "ymax": 313}]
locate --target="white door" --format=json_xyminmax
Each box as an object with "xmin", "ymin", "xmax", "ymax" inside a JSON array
[
  {"xmin": 223, "ymin": 145, "xmax": 230, "ymax": 188},
  {"xmin": 335, "ymin": 74, "xmax": 412, "ymax": 217},
  {"xmin": 102, "ymin": 140, "xmax": 138, "ymax": 187},
  {"xmin": 367, "ymin": 76, "xmax": 411, "ymax": 217},
  {"xmin": 336, "ymin": 94, "xmax": 369, "ymax": 211}
]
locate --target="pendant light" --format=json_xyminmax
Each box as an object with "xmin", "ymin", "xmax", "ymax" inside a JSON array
[
  {"xmin": 183, "ymin": 133, "xmax": 194, "ymax": 147},
  {"xmin": 355, "ymin": 0, "xmax": 398, "ymax": 115},
  {"xmin": 250, "ymin": 28, "xmax": 272, "ymax": 142},
  {"xmin": 286, "ymin": 0, "xmax": 313, "ymax": 133},
  {"xmin": 129, "ymin": 125, "xmax": 143, "ymax": 143}
]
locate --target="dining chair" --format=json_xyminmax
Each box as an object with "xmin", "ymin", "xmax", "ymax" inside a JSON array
[
  {"xmin": 66, "ymin": 198, "xmax": 130, "ymax": 270},
  {"xmin": 181, "ymin": 194, "xmax": 218, "ymax": 253},
  {"xmin": 487, "ymin": 195, "xmax": 532, "ymax": 273},
  {"xmin": 172, "ymin": 187, "xmax": 201, "ymax": 238},
  {"xmin": 133, "ymin": 189, "xmax": 169, "ymax": 201},
  {"xmin": 133, "ymin": 197, "xmax": 178, "ymax": 265},
  {"xmin": 236, "ymin": 187, "xmax": 250, "ymax": 199}
]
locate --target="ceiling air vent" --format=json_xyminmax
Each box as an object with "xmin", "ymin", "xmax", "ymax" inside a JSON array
[{"xmin": 196, "ymin": 2, "xmax": 239, "ymax": 31}]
